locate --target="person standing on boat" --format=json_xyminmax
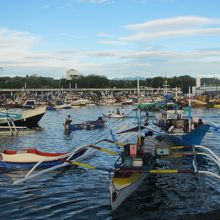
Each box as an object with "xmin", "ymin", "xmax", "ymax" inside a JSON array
[
  {"xmin": 64, "ymin": 115, "xmax": 72, "ymax": 130},
  {"xmin": 121, "ymin": 107, "xmax": 125, "ymax": 115},
  {"xmin": 198, "ymin": 118, "xmax": 203, "ymax": 126},
  {"xmin": 116, "ymin": 108, "xmax": 120, "ymax": 115},
  {"xmin": 194, "ymin": 118, "xmax": 203, "ymax": 129},
  {"xmin": 142, "ymin": 131, "xmax": 159, "ymax": 158}
]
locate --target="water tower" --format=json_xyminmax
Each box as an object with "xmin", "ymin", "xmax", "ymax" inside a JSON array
[
  {"xmin": 66, "ymin": 69, "xmax": 79, "ymax": 89},
  {"xmin": 66, "ymin": 69, "xmax": 79, "ymax": 80}
]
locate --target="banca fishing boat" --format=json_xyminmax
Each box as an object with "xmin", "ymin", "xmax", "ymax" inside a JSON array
[
  {"xmin": 0, "ymin": 105, "xmax": 47, "ymax": 128},
  {"xmin": 109, "ymin": 140, "xmax": 220, "ymax": 211},
  {"xmin": 65, "ymin": 119, "xmax": 106, "ymax": 131},
  {"xmin": 152, "ymin": 109, "xmax": 210, "ymax": 145},
  {"xmin": 109, "ymin": 140, "xmax": 156, "ymax": 211},
  {"xmin": 103, "ymin": 113, "xmax": 126, "ymax": 118},
  {"xmin": 0, "ymin": 146, "xmax": 94, "ymax": 170}
]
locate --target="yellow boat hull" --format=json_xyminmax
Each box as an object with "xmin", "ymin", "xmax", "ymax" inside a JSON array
[{"xmin": 110, "ymin": 168, "xmax": 147, "ymax": 211}]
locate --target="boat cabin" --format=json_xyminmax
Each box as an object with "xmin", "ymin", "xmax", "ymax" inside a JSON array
[
  {"xmin": 22, "ymin": 100, "xmax": 37, "ymax": 109},
  {"xmin": 158, "ymin": 110, "xmax": 188, "ymax": 133}
]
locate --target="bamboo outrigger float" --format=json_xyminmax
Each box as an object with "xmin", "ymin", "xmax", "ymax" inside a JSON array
[{"xmin": 12, "ymin": 145, "xmax": 96, "ymax": 184}]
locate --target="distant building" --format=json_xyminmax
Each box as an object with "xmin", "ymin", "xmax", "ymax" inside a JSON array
[
  {"xmin": 196, "ymin": 77, "xmax": 201, "ymax": 88},
  {"xmin": 66, "ymin": 69, "xmax": 79, "ymax": 80}
]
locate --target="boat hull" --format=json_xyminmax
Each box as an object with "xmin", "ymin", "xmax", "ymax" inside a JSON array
[
  {"xmin": 68, "ymin": 121, "xmax": 105, "ymax": 131},
  {"xmin": 13, "ymin": 112, "xmax": 45, "ymax": 128},
  {"xmin": 162, "ymin": 124, "xmax": 210, "ymax": 146},
  {"xmin": 0, "ymin": 147, "xmax": 93, "ymax": 170},
  {"xmin": 0, "ymin": 106, "xmax": 46, "ymax": 128},
  {"xmin": 103, "ymin": 113, "xmax": 126, "ymax": 118},
  {"xmin": 110, "ymin": 169, "xmax": 147, "ymax": 211}
]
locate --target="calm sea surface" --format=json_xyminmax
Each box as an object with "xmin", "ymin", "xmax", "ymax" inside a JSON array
[{"xmin": 0, "ymin": 106, "xmax": 219, "ymax": 220}]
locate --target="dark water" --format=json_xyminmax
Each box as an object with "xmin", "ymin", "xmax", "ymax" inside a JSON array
[{"xmin": 0, "ymin": 106, "xmax": 219, "ymax": 220}]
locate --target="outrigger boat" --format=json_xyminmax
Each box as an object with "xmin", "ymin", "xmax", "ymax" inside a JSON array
[
  {"xmin": 107, "ymin": 139, "xmax": 220, "ymax": 211},
  {"xmin": 103, "ymin": 113, "xmax": 126, "ymax": 118},
  {"xmin": 11, "ymin": 142, "xmax": 120, "ymax": 184},
  {"xmin": 7, "ymin": 145, "xmax": 97, "ymax": 184},
  {"xmin": 110, "ymin": 144, "xmax": 154, "ymax": 211},
  {"xmin": 0, "ymin": 147, "xmax": 94, "ymax": 169},
  {"xmin": 0, "ymin": 147, "xmax": 95, "ymax": 170},
  {"xmin": 151, "ymin": 88, "xmax": 210, "ymax": 145},
  {"xmin": 65, "ymin": 120, "xmax": 106, "ymax": 131},
  {"xmin": 152, "ymin": 109, "xmax": 210, "ymax": 146}
]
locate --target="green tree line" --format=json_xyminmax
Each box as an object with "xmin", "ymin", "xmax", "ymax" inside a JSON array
[{"xmin": 0, "ymin": 75, "xmax": 219, "ymax": 93}]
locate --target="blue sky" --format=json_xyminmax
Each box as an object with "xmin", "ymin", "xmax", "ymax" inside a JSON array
[{"xmin": 0, "ymin": 0, "xmax": 220, "ymax": 79}]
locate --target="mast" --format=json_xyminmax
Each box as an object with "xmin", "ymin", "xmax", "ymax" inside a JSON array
[
  {"xmin": 188, "ymin": 86, "xmax": 192, "ymax": 132},
  {"xmin": 137, "ymin": 78, "xmax": 141, "ymax": 145}
]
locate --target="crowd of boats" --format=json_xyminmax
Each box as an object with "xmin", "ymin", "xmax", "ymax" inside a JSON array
[{"xmin": 0, "ymin": 90, "xmax": 220, "ymax": 214}]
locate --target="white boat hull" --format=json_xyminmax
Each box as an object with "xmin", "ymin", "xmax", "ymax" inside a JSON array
[{"xmin": 103, "ymin": 113, "xmax": 126, "ymax": 118}]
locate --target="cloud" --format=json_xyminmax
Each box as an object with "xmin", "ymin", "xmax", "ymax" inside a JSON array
[
  {"xmin": 59, "ymin": 33, "xmax": 78, "ymax": 38},
  {"xmin": 134, "ymin": 0, "xmax": 176, "ymax": 3},
  {"xmin": 1, "ymin": 23, "xmax": 220, "ymax": 78},
  {"xmin": 98, "ymin": 40, "xmax": 122, "ymax": 45},
  {"xmin": 97, "ymin": 33, "xmax": 113, "ymax": 38},
  {"xmin": 0, "ymin": 28, "xmax": 41, "ymax": 52},
  {"xmin": 125, "ymin": 16, "xmax": 218, "ymax": 31},
  {"xmin": 42, "ymin": 4, "xmax": 52, "ymax": 9},
  {"xmin": 122, "ymin": 16, "xmax": 220, "ymax": 41},
  {"xmin": 121, "ymin": 28, "xmax": 220, "ymax": 41},
  {"xmin": 59, "ymin": 32, "xmax": 89, "ymax": 39},
  {"xmin": 78, "ymin": 0, "xmax": 110, "ymax": 4}
]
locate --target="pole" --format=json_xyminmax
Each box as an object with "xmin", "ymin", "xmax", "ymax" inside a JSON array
[
  {"xmin": 137, "ymin": 79, "xmax": 141, "ymax": 145},
  {"xmin": 188, "ymin": 86, "xmax": 192, "ymax": 132}
]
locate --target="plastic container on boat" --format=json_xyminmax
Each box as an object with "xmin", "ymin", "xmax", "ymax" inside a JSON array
[
  {"xmin": 124, "ymin": 156, "xmax": 133, "ymax": 166},
  {"xmin": 132, "ymin": 158, "xmax": 143, "ymax": 167}
]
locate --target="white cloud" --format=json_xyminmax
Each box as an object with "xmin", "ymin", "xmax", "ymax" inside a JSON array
[
  {"xmin": 97, "ymin": 33, "xmax": 113, "ymax": 38},
  {"xmin": 0, "ymin": 28, "xmax": 41, "ymax": 52},
  {"xmin": 98, "ymin": 40, "xmax": 123, "ymax": 45},
  {"xmin": 78, "ymin": 0, "xmax": 109, "ymax": 4},
  {"xmin": 121, "ymin": 16, "xmax": 220, "ymax": 41},
  {"xmin": 1, "ymin": 23, "xmax": 220, "ymax": 78},
  {"xmin": 59, "ymin": 33, "xmax": 78, "ymax": 38},
  {"xmin": 134, "ymin": 0, "xmax": 176, "ymax": 3},
  {"xmin": 121, "ymin": 28, "xmax": 220, "ymax": 41},
  {"xmin": 42, "ymin": 4, "xmax": 52, "ymax": 9},
  {"xmin": 125, "ymin": 16, "xmax": 219, "ymax": 31}
]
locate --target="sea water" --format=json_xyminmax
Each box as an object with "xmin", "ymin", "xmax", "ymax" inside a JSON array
[{"xmin": 0, "ymin": 106, "xmax": 219, "ymax": 220}]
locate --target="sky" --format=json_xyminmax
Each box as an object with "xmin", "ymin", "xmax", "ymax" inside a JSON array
[{"xmin": 1, "ymin": 0, "xmax": 220, "ymax": 79}]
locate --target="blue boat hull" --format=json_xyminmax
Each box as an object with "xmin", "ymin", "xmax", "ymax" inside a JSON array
[
  {"xmin": 163, "ymin": 124, "xmax": 210, "ymax": 146},
  {"xmin": 68, "ymin": 121, "xmax": 105, "ymax": 131}
]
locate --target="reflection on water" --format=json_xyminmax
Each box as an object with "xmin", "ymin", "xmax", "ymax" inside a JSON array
[{"xmin": 0, "ymin": 106, "xmax": 219, "ymax": 219}]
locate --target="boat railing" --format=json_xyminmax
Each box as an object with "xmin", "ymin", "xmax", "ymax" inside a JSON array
[{"xmin": 6, "ymin": 116, "xmax": 18, "ymax": 136}]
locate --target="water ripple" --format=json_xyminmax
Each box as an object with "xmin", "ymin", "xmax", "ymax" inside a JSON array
[{"xmin": 0, "ymin": 106, "xmax": 219, "ymax": 219}]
